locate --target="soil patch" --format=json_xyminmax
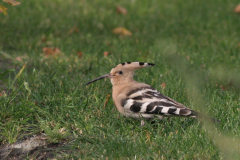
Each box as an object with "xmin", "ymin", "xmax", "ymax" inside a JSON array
[{"xmin": 0, "ymin": 134, "xmax": 65, "ymax": 160}]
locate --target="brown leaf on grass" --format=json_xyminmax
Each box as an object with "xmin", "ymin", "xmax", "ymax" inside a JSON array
[
  {"xmin": 14, "ymin": 56, "xmax": 23, "ymax": 62},
  {"xmin": 42, "ymin": 47, "xmax": 61, "ymax": 57},
  {"xmin": 220, "ymin": 85, "xmax": 226, "ymax": 90},
  {"xmin": 145, "ymin": 132, "xmax": 151, "ymax": 142},
  {"xmin": 50, "ymin": 121, "xmax": 55, "ymax": 127},
  {"xmin": 76, "ymin": 51, "xmax": 82, "ymax": 59},
  {"xmin": 234, "ymin": 4, "xmax": 240, "ymax": 13},
  {"xmin": 112, "ymin": 27, "xmax": 132, "ymax": 36},
  {"xmin": 68, "ymin": 27, "xmax": 79, "ymax": 35},
  {"xmin": 161, "ymin": 83, "xmax": 166, "ymax": 90},
  {"xmin": 186, "ymin": 56, "xmax": 190, "ymax": 61},
  {"xmin": 59, "ymin": 128, "xmax": 66, "ymax": 134},
  {"xmin": 35, "ymin": 101, "xmax": 45, "ymax": 107},
  {"xmin": 0, "ymin": 91, "xmax": 7, "ymax": 97},
  {"xmin": 3, "ymin": 0, "xmax": 21, "ymax": 6},
  {"xmin": 116, "ymin": 6, "xmax": 127, "ymax": 15},
  {"xmin": 79, "ymin": 130, "xmax": 83, "ymax": 134},
  {"xmin": 104, "ymin": 51, "xmax": 111, "ymax": 57},
  {"xmin": 41, "ymin": 35, "xmax": 47, "ymax": 43},
  {"xmin": 14, "ymin": 55, "xmax": 28, "ymax": 62},
  {"xmin": 216, "ymin": 84, "xmax": 230, "ymax": 91},
  {"xmin": 103, "ymin": 94, "xmax": 111, "ymax": 108},
  {"xmin": 0, "ymin": 5, "xmax": 8, "ymax": 15}
]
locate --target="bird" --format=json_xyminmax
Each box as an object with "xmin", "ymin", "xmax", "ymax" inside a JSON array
[{"xmin": 85, "ymin": 62, "xmax": 220, "ymax": 126}]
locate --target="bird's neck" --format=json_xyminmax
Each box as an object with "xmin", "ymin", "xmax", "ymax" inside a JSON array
[
  {"xmin": 111, "ymin": 80, "xmax": 136, "ymax": 100},
  {"xmin": 110, "ymin": 78, "xmax": 136, "ymax": 86}
]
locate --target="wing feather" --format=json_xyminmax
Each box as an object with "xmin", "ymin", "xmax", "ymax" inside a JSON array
[{"xmin": 122, "ymin": 87, "xmax": 196, "ymax": 117}]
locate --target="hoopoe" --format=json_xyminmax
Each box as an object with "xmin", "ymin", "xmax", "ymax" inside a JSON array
[{"xmin": 85, "ymin": 62, "xmax": 220, "ymax": 126}]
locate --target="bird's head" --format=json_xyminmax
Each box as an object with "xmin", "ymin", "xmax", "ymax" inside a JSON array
[{"xmin": 85, "ymin": 62, "xmax": 155, "ymax": 86}]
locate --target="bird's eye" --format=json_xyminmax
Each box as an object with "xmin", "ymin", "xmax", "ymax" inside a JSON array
[{"xmin": 118, "ymin": 71, "xmax": 123, "ymax": 74}]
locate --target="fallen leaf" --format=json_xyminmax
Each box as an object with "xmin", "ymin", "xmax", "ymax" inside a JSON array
[
  {"xmin": 59, "ymin": 128, "xmax": 66, "ymax": 134},
  {"xmin": 234, "ymin": 4, "xmax": 240, "ymax": 13},
  {"xmin": 112, "ymin": 27, "xmax": 132, "ymax": 36},
  {"xmin": 220, "ymin": 85, "xmax": 226, "ymax": 90},
  {"xmin": 70, "ymin": 124, "xmax": 76, "ymax": 130},
  {"xmin": 103, "ymin": 51, "xmax": 111, "ymax": 57},
  {"xmin": 14, "ymin": 56, "xmax": 23, "ymax": 62},
  {"xmin": 216, "ymin": 83, "xmax": 231, "ymax": 91},
  {"xmin": 145, "ymin": 132, "xmax": 151, "ymax": 142},
  {"xmin": 50, "ymin": 121, "xmax": 55, "ymax": 127},
  {"xmin": 0, "ymin": 91, "xmax": 7, "ymax": 97},
  {"xmin": 0, "ymin": 5, "xmax": 8, "ymax": 15},
  {"xmin": 161, "ymin": 83, "xmax": 166, "ymax": 90},
  {"xmin": 103, "ymin": 94, "xmax": 111, "ymax": 108},
  {"xmin": 116, "ymin": 6, "xmax": 127, "ymax": 15},
  {"xmin": 42, "ymin": 47, "xmax": 61, "ymax": 57},
  {"xmin": 76, "ymin": 51, "xmax": 82, "ymax": 59},
  {"xmin": 122, "ymin": 28, "xmax": 132, "ymax": 36},
  {"xmin": 79, "ymin": 130, "xmax": 83, "ymax": 134},
  {"xmin": 186, "ymin": 56, "xmax": 190, "ymax": 61},
  {"xmin": 41, "ymin": 35, "xmax": 47, "ymax": 43},
  {"xmin": 3, "ymin": 0, "xmax": 21, "ymax": 6},
  {"xmin": 35, "ymin": 101, "xmax": 45, "ymax": 106},
  {"xmin": 68, "ymin": 27, "xmax": 79, "ymax": 35}
]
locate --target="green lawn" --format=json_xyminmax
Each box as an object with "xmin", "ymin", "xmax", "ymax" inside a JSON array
[{"xmin": 0, "ymin": 0, "xmax": 240, "ymax": 159}]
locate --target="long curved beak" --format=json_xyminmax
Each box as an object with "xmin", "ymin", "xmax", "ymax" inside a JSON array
[{"xmin": 85, "ymin": 73, "xmax": 112, "ymax": 86}]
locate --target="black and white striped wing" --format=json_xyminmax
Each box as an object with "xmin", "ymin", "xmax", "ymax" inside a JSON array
[{"xmin": 122, "ymin": 87, "xmax": 196, "ymax": 117}]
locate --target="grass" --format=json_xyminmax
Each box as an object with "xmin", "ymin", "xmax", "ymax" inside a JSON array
[{"xmin": 0, "ymin": 0, "xmax": 240, "ymax": 159}]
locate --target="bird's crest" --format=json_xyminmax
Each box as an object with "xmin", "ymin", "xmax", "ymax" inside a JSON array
[
  {"xmin": 111, "ymin": 62, "xmax": 155, "ymax": 72},
  {"xmin": 85, "ymin": 62, "xmax": 155, "ymax": 86}
]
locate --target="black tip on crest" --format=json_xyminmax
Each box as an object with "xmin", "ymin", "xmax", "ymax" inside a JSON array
[
  {"xmin": 148, "ymin": 63, "xmax": 155, "ymax": 66},
  {"xmin": 139, "ymin": 62, "xmax": 144, "ymax": 66},
  {"xmin": 121, "ymin": 62, "xmax": 125, "ymax": 65}
]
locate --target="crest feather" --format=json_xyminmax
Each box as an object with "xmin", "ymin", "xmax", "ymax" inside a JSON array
[{"xmin": 113, "ymin": 62, "xmax": 155, "ymax": 71}]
